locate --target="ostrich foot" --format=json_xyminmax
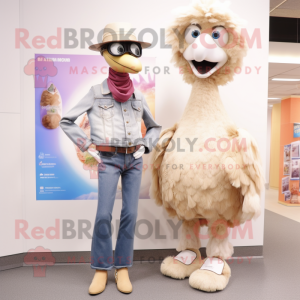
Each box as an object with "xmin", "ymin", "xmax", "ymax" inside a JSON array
[
  {"xmin": 189, "ymin": 257, "xmax": 231, "ymax": 292},
  {"xmin": 161, "ymin": 249, "xmax": 202, "ymax": 279}
]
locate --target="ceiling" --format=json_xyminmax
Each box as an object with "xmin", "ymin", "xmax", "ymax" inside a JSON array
[
  {"xmin": 268, "ymin": 63, "xmax": 300, "ymax": 104},
  {"xmin": 270, "ymin": 0, "xmax": 300, "ymax": 18},
  {"xmin": 269, "ymin": 1, "xmax": 300, "ymax": 105}
]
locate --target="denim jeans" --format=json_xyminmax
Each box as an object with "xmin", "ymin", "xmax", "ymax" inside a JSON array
[{"xmin": 91, "ymin": 151, "xmax": 143, "ymax": 270}]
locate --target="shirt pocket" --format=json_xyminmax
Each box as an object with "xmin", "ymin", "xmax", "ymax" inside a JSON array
[
  {"xmin": 131, "ymin": 100, "xmax": 142, "ymax": 122},
  {"xmin": 98, "ymin": 99, "xmax": 114, "ymax": 119}
]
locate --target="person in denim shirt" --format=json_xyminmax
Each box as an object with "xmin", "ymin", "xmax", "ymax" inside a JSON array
[
  {"xmin": 59, "ymin": 22, "xmax": 161, "ymax": 295},
  {"xmin": 60, "ymin": 78, "xmax": 160, "ymax": 153}
]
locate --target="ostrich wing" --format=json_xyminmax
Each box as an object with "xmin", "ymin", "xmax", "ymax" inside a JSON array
[
  {"xmin": 150, "ymin": 123, "xmax": 178, "ymax": 211},
  {"xmin": 224, "ymin": 128, "xmax": 264, "ymax": 223}
]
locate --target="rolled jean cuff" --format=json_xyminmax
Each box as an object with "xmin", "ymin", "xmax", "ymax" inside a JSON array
[
  {"xmin": 115, "ymin": 264, "xmax": 133, "ymax": 269},
  {"xmin": 90, "ymin": 264, "xmax": 114, "ymax": 271}
]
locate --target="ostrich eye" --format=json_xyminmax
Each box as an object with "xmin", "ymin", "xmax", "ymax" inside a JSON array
[
  {"xmin": 191, "ymin": 30, "xmax": 200, "ymax": 38},
  {"xmin": 211, "ymin": 26, "xmax": 228, "ymax": 48},
  {"xmin": 130, "ymin": 43, "xmax": 141, "ymax": 57},
  {"xmin": 109, "ymin": 43, "xmax": 125, "ymax": 56},
  {"xmin": 185, "ymin": 25, "xmax": 201, "ymax": 44},
  {"xmin": 212, "ymin": 31, "xmax": 220, "ymax": 39}
]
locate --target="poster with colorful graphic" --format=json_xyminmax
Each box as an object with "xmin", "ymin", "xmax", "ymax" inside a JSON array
[
  {"xmin": 284, "ymin": 190, "xmax": 291, "ymax": 201},
  {"xmin": 291, "ymin": 181, "xmax": 300, "ymax": 204},
  {"xmin": 281, "ymin": 176, "xmax": 289, "ymax": 194},
  {"xmin": 293, "ymin": 123, "xmax": 300, "ymax": 138},
  {"xmin": 284, "ymin": 144, "xmax": 291, "ymax": 162},
  {"xmin": 291, "ymin": 159, "xmax": 300, "ymax": 180},
  {"xmin": 33, "ymin": 54, "xmax": 156, "ymax": 200},
  {"xmin": 283, "ymin": 162, "xmax": 290, "ymax": 176},
  {"xmin": 291, "ymin": 141, "xmax": 300, "ymax": 159}
]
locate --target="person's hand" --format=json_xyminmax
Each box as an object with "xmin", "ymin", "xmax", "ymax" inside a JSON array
[
  {"xmin": 87, "ymin": 147, "xmax": 101, "ymax": 163},
  {"xmin": 133, "ymin": 145, "xmax": 145, "ymax": 159}
]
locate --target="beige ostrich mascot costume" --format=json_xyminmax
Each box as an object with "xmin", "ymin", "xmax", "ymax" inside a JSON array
[{"xmin": 150, "ymin": 0, "xmax": 264, "ymax": 292}]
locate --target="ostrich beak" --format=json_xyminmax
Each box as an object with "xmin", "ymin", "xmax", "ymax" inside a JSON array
[
  {"xmin": 183, "ymin": 33, "xmax": 228, "ymax": 78},
  {"xmin": 103, "ymin": 51, "xmax": 142, "ymax": 74}
]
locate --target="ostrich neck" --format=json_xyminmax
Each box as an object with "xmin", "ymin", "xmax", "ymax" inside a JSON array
[{"xmin": 180, "ymin": 79, "xmax": 231, "ymax": 126}]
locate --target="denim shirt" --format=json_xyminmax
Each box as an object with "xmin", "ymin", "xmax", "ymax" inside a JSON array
[{"xmin": 59, "ymin": 79, "xmax": 161, "ymax": 154}]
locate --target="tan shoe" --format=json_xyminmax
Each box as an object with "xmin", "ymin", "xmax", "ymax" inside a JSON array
[
  {"xmin": 88, "ymin": 270, "xmax": 108, "ymax": 295},
  {"xmin": 115, "ymin": 268, "xmax": 133, "ymax": 294},
  {"xmin": 161, "ymin": 248, "xmax": 202, "ymax": 279},
  {"xmin": 189, "ymin": 257, "xmax": 231, "ymax": 292}
]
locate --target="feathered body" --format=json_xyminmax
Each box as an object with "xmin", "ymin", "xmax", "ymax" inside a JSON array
[
  {"xmin": 151, "ymin": 79, "xmax": 263, "ymax": 233},
  {"xmin": 150, "ymin": 0, "xmax": 264, "ymax": 259}
]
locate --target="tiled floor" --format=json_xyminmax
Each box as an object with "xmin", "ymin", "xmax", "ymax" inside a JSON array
[
  {"xmin": 1, "ymin": 210, "xmax": 300, "ymax": 300},
  {"xmin": 265, "ymin": 188, "xmax": 300, "ymax": 223},
  {"xmin": 1, "ymin": 190, "xmax": 300, "ymax": 299}
]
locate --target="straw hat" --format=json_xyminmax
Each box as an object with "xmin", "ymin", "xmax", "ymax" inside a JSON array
[{"xmin": 89, "ymin": 22, "xmax": 151, "ymax": 52}]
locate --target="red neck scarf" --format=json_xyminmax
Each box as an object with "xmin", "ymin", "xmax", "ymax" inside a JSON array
[{"xmin": 107, "ymin": 68, "xmax": 134, "ymax": 103}]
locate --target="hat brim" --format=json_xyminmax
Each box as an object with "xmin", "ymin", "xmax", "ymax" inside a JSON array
[{"xmin": 89, "ymin": 40, "xmax": 151, "ymax": 52}]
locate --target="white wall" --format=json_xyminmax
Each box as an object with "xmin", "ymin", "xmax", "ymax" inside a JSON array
[
  {"xmin": 1, "ymin": 0, "xmax": 269, "ymax": 256},
  {"xmin": 0, "ymin": 0, "xmax": 23, "ymax": 257}
]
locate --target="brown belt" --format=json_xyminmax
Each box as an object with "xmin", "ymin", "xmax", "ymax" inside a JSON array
[{"xmin": 96, "ymin": 145, "xmax": 140, "ymax": 154}]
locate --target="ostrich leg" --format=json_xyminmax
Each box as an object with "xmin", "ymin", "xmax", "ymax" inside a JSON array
[
  {"xmin": 160, "ymin": 219, "xmax": 203, "ymax": 279},
  {"xmin": 189, "ymin": 219, "xmax": 232, "ymax": 292}
]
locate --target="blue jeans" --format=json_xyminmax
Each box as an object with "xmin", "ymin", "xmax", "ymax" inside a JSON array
[{"xmin": 91, "ymin": 151, "xmax": 143, "ymax": 270}]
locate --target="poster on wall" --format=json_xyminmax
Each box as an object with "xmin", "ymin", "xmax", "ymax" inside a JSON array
[
  {"xmin": 33, "ymin": 54, "xmax": 156, "ymax": 200},
  {"xmin": 284, "ymin": 144, "xmax": 291, "ymax": 162},
  {"xmin": 290, "ymin": 159, "xmax": 300, "ymax": 179},
  {"xmin": 283, "ymin": 162, "xmax": 290, "ymax": 176},
  {"xmin": 281, "ymin": 177, "xmax": 290, "ymax": 194},
  {"xmin": 284, "ymin": 190, "xmax": 291, "ymax": 201},
  {"xmin": 291, "ymin": 141, "xmax": 300, "ymax": 159},
  {"xmin": 293, "ymin": 123, "xmax": 300, "ymax": 138},
  {"xmin": 290, "ymin": 181, "xmax": 300, "ymax": 204}
]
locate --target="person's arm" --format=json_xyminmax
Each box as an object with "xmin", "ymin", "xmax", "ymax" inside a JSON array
[
  {"xmin": 59, "ymin": 88, "xmax": 94, "ymax": 152},
  {"xmin": 141, "ymin": 95, "xmax": 162, "ymax": 154}
]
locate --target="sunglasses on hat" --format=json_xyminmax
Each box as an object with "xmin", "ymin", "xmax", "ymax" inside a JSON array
[{"xmin": 100, "ymin": 42, "xmax": 142, "ymax": 58}]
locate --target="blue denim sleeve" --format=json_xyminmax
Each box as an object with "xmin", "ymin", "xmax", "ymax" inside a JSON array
[
  {"xmin": 141, "ymin": 94, "xmax": 162, "ymax": 154},
  {"xmin": 59, "ymin": 88, "xmax": 94, "ymax": 152}
]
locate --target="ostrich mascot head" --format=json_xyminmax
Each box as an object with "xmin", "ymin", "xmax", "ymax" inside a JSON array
[
  {"xmin": 151, "ymin": 0, "xmax": 264, "ymax": 293},
  {"xmin": 167, "ymin": 0, "xmax": 247, "ymax": 86}
]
